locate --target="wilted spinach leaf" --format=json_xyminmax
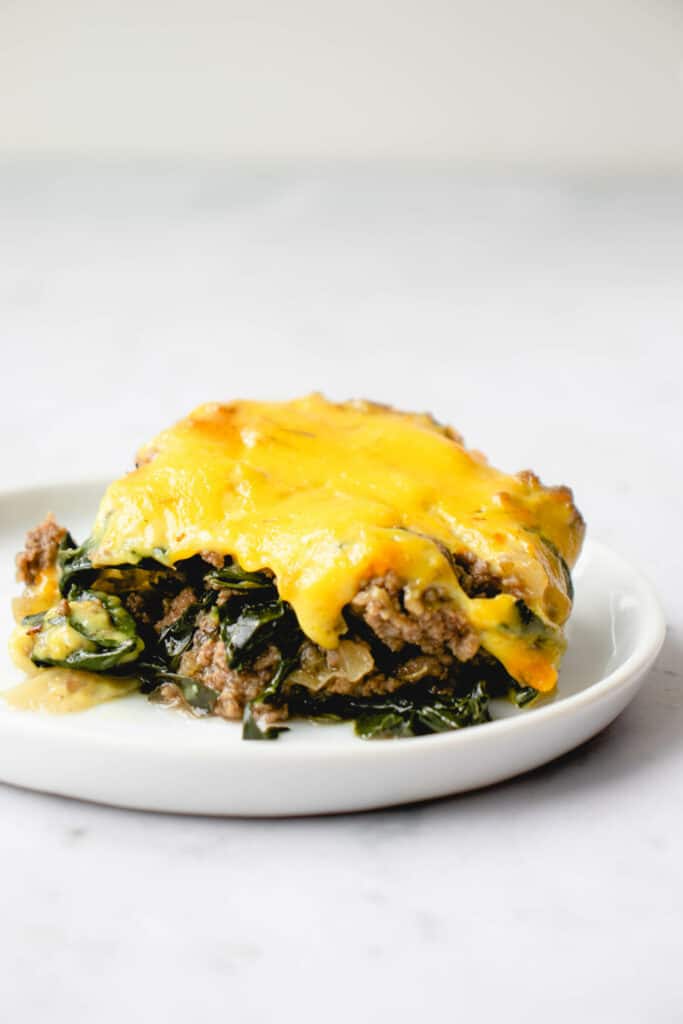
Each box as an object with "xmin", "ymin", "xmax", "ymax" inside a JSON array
[
  {"xmin": 155, "ymin": 595, "xmax": 214, "ymax": 669},
  {"xmin": 354, "ymin": 710, "xmax": 414, "ymax": 739},
  {"xmin": 207, "ymin": 564, "xmax": 275, "ymax": 592},
  {"xmin": 287, "ymin": 680, "xmax": 490, "ymax": 740},
  {"xmin": 259, "ymin": 655, "xmax": 298, "ymax": 704},
  {"xmin": 355, "ymin": 683, "xmax": 490, "ymax": 738},
  {"xmin": 57, "ymin": 535, "xmax": 96, "ymax": 595},
  {"xmin": 141, "ymin": 668, "xmax": 218, "ymax": 713},
  {"xmin": 221, "ymin": 600, "xmax": 300, "ymax": 668}
]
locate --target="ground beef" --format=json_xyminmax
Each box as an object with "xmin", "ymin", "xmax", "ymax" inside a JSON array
[
  {"xmin": 449, "ymin": 551, "xmax": 501, "ymax": 598},
  {"xmin": 200, "ymin": 550, "xmax": 225, "ymax": 569},
  {"xmin": 124, "ymin": 591, "xmax": 156, "ymax": 627},
  {"xmin": 177, "ymin": 610, "xmax": 283, "ymax": 720},
  {"xmin": 154, "ymin": 587, "xmax": 197, "ymax": 633},
  {"xmin": 450, "ymin": 549, "xmax": 528, "ymax": 601},
  {"xmin": 350, "ymin": 570, "xmax": 480, "ymax": 663},
  {"xmin": 149, "ymin": 561, "xmax": 490, "ymax": 720},
  {"xmin": 215, "ymin": 647, "xmax": 283, "ymax": 720},
  {"xmin": 16, "ymin": 514, "xmax": 67, "ymax": 586}
]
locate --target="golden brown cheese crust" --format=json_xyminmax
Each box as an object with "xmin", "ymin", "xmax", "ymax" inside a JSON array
[{"xmin": 86, "ymin": 395, "xmax": 583, "ymax": 692}]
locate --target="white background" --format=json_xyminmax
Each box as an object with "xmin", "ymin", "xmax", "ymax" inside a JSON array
[{"xmin": 1, "ymin": 0, "xmax": 683, "ymax": 169}]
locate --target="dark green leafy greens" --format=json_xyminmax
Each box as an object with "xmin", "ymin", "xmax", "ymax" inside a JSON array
[
  {"xmin": 39, "ymin": 533, "xmax": 544, "ymax": 740},
  {"xmin": 284, "ymin": 681, "xmax": 491, "ymax": 740},
  {"xmin": 222, "ymin": 601, "xmax": 290, "ymax": 667},
  {"xmin": 259, "ymin": 655, "xmax": 299, "ymax": 703},
  {"xmin": 29, "ymin": 588, "xmax": 144, "ymax": 671},
  {"xmin": 57, "ymin": 534, "xmax": 96, "ymax": 596},
  {"xmin": 511, "ymin": 685, "xmax": 539, "ymax": 707},
  {"xmin": 156, "ymin": 594, "xmax": 215, "ymax": 670},
  {"xmin": 144, "ymin": 670, "xmax": 218, "ymax": 714},
  {"xmin": 207, "ymin": 565, "xmax": 275, "ymax": 591}
]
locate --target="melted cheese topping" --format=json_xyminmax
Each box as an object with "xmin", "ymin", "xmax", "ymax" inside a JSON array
[{"xmin": 88, "ymin": 395, "xmax": 584, "ymax": 691}]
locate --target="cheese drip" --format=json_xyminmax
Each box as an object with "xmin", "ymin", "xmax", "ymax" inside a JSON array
[{"xmin": 88, "ymin": 395, "xmax": 584, "ymax": 691}]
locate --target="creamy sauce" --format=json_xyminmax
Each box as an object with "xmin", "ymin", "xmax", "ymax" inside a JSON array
[
  {"xmin": 12, "ymin": 567, "xmax": 59, "ymax": 621},
  {"xmin": 5, "ymin": 626, "xmax": 138, "ymax": 712},
  {"xmin": 2, "ymin": 669, "xmax": 138, "ymax": 713}
]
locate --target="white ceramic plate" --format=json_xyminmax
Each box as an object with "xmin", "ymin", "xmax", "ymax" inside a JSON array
[{"xmin": 0, "ymin": 482, "xmax": 665, "ymax": 817}]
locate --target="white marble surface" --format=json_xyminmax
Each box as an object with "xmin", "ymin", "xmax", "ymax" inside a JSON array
[{"xmin": 0, "ymin": 165, "xmax": 680, "ymax": 1022}]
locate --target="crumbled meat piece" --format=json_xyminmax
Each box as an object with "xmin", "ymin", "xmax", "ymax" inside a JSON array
[
  {"xmin": 451, "ymin": 549, "xmax": 525, "ymax": 600},
  {"xmin": 200, "ymin": 551, "xmax": 225, "ymax": 569},
  {"xmin": 178, "ymin": 610, "xmax": 225, "ymax": 685},
  {"xmin": 350, "ymin": 571, "xmax": 479, "ymax": 663},
  {"xmin": 449, "ymin": 551, "xmax": 501, "ymax": 598},
  {"xmin": 124, "ymin": 591, "xmax": 156, "ymax": 627},
  {"xmin": 16, "ymin": 514, "xmax": 67, "ymax": 586},
  {"xmin": 155, "ymin": 587, "xmax": 197, "ymax": 633},
  {"xmin": 155, "ymin": 561, "xmax": 488, "ymax": 721},
  {"xmin": 157, "ymin": 679, "xmax": 290, "ymax": 725},
  {"xmin": 178, "ymin": 610, "xmax": 282, "ymax": 720},
  {"xmin": 213, "ymin": 646, "xmax": 283, "ymax": 720}
]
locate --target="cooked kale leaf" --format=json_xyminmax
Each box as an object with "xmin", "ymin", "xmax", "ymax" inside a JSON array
[
  {"xmin": 355, "ymin": 684, "xmax": 491, "ymax": 738},
  {"xmin": 41, "ymin": 541, "xmax": 534, "ymax": 741},
  {"xmin": 57, "ymin": 535, "xmax": 96, "ymax": 596},
  {"xmin": 150, "ymin": 671, "xmax": 218, "ymax": 713},
  {"xmin": 207, "ymin": 564, "xmax": 276, "ymax": 592},
  {"xmin": 286, "ymin": 681, "xmax": 491, "ymax": 740},
  {"xmin": 220, "ymin": 599, "xmax": 301, "ymax": 669},
  {"xmin": 259, "ymin": 655, "xmax": 298, "ymax": 704},
  {"xmin": 156, "ymin": 595, "xmax": 215, "ymax": 670}
]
